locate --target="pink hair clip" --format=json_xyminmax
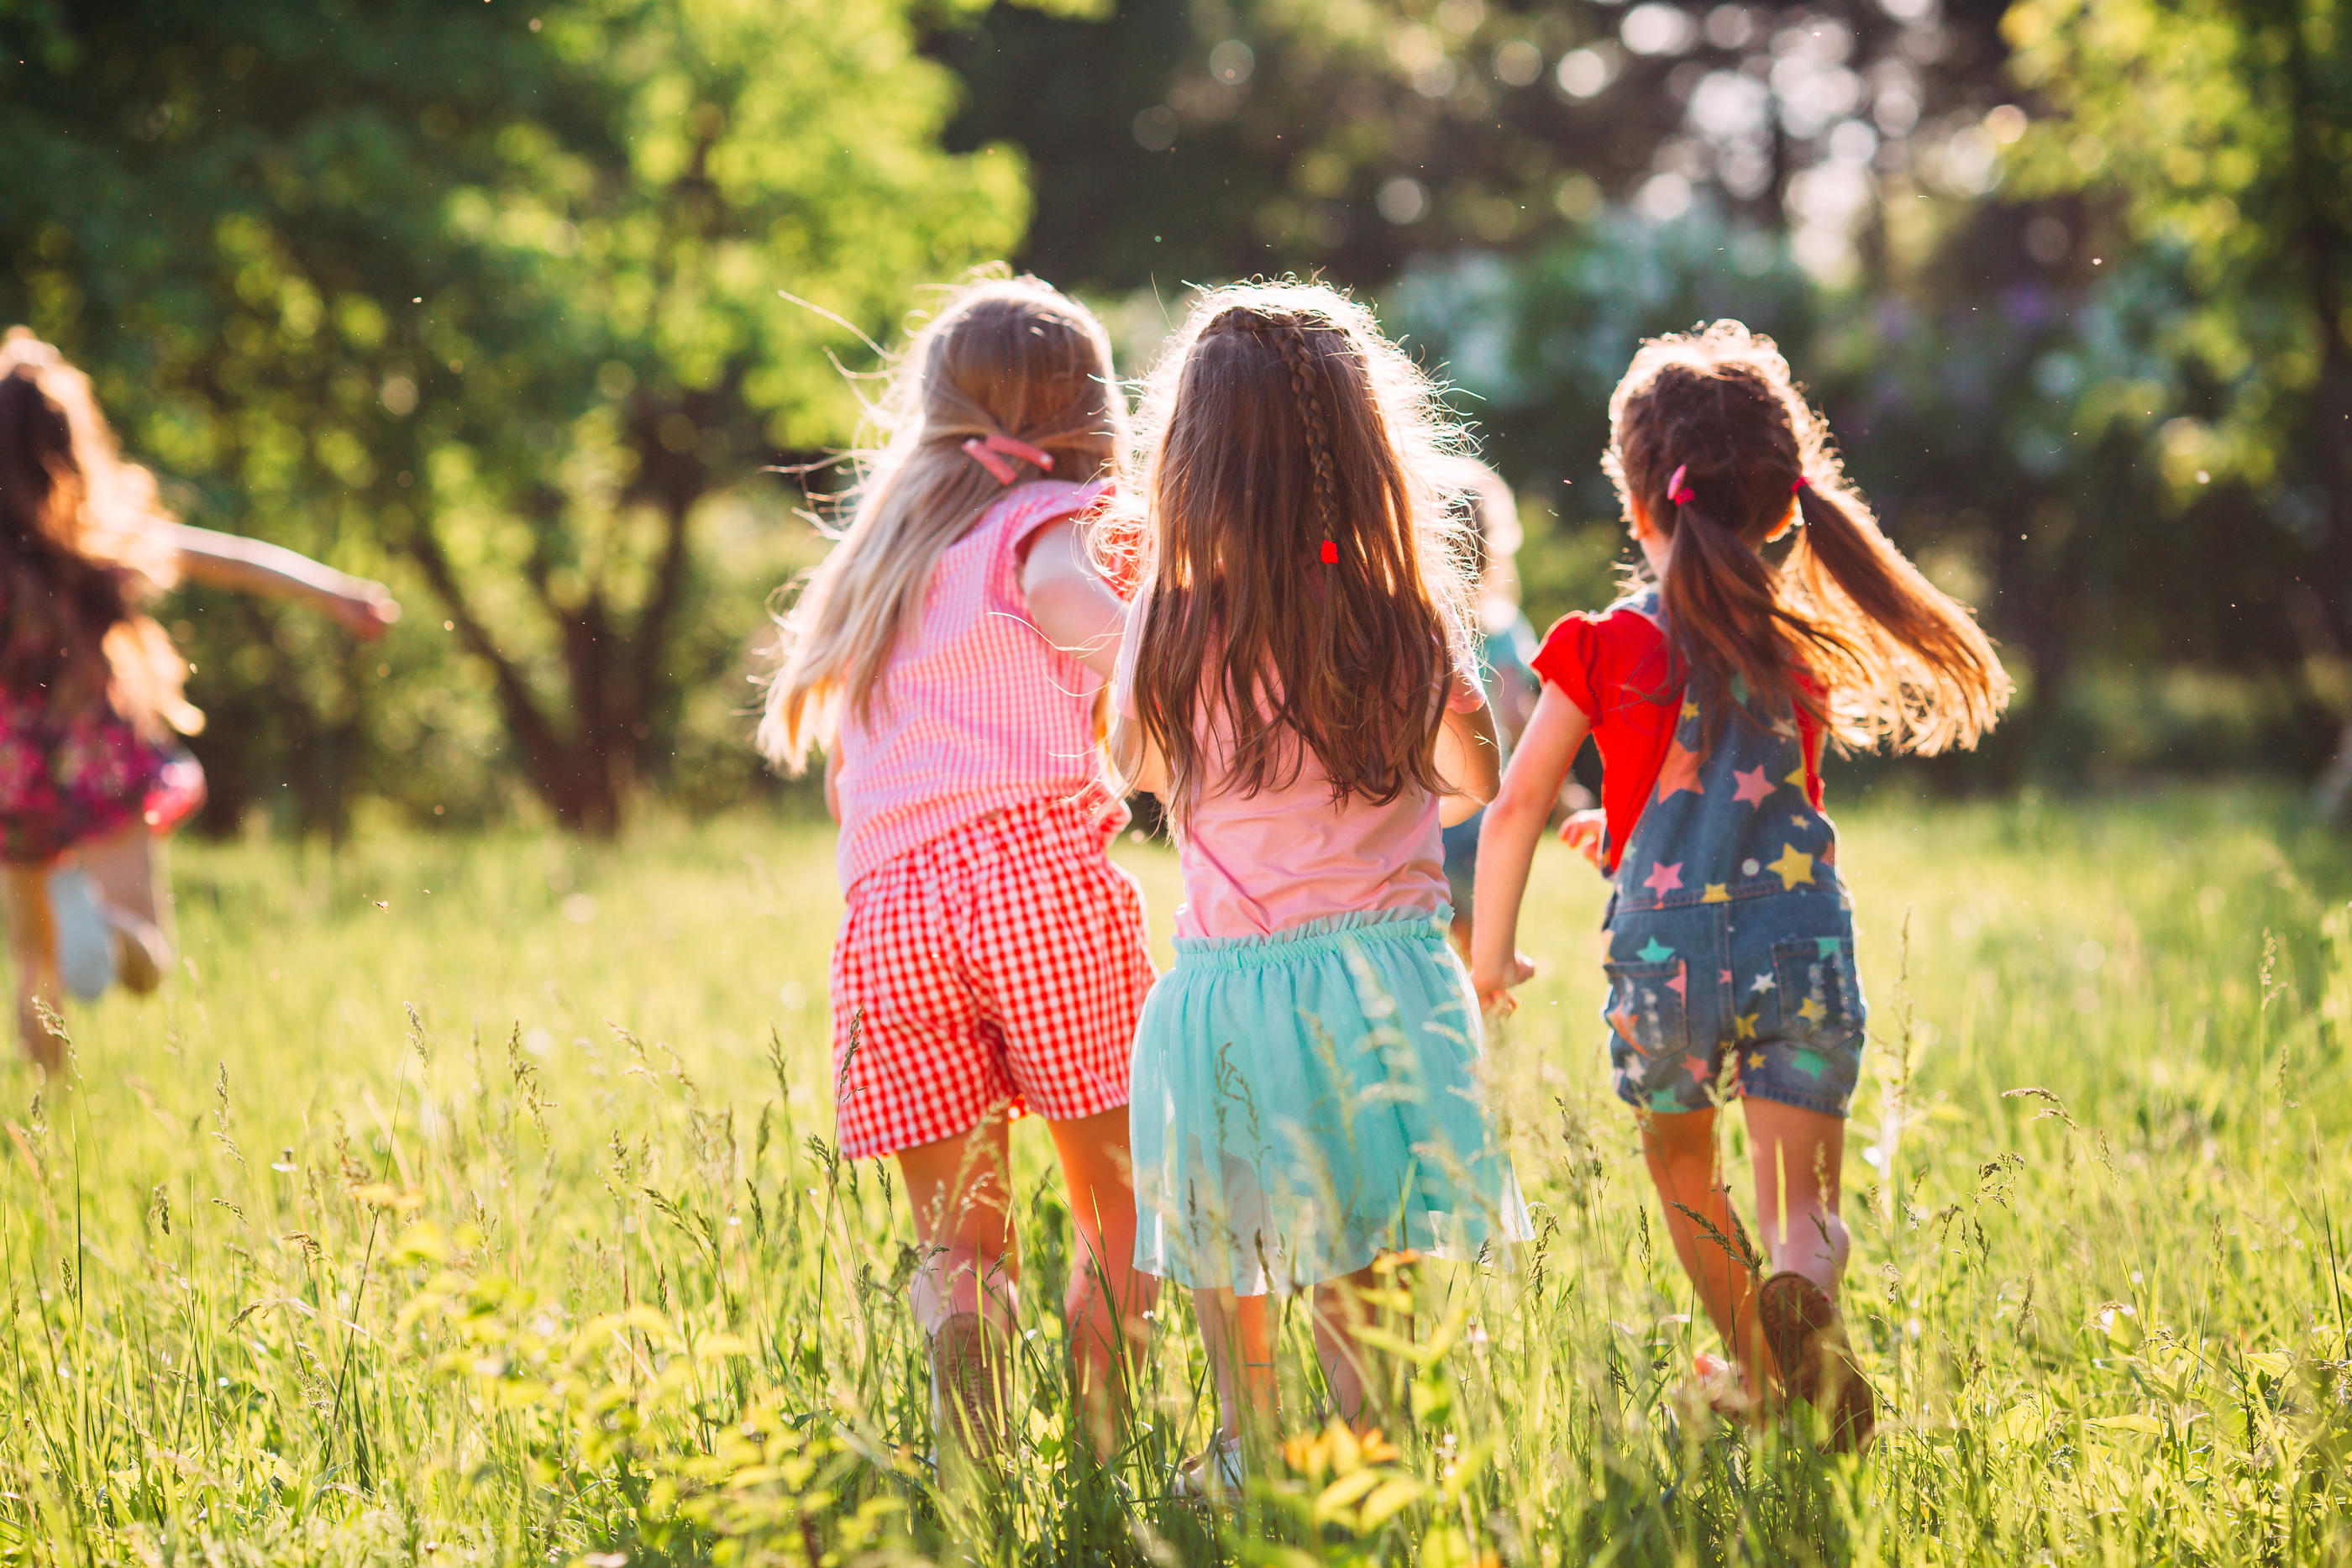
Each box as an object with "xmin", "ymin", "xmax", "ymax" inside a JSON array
[
  {"xmin": 962, "ymin": 432, "xmax": 1056, "ymax": 485},
  {"xmin": 1666, "ymin": 464, "xmax": 1696, "ymax": 506},
  {"xmin": 1791, "ymin": 474, "xmax": 1811, "ymax": 495}
]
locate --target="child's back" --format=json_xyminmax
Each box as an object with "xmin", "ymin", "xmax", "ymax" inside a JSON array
[
  {"xmin": 1110, "ymin": 283, "xmax": 1528, "ymax": 1479},
  {"xmin": 761, "ymin": 276, "xmax": 1159, "ymax": 1463},
  {"xmin": 1473, "ymin": 320, "xmax": 2010, "ymax": 1451},
  {"xmin": 1111, "ymin": 606, "xmax": 1479, "ymax": 939},
  {"xmin": 833, "ymin": 474, "xmax": 1111, "ymax": 891}
]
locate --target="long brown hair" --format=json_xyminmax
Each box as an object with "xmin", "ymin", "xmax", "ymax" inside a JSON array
[
  {"xmin": 1605, "ymin": 321, "xmax": 2009, "ymax": 754},
  {"xmin": 759, "ymin": 274, "xmax": 1126, "ymax": 770},
  {"xmin": 1123, "ymin": 281, "xmax": 1473, "ymax": 820},
  {"xmin": 0, "ymin": 329, "xmax": 198, "ymax": 737}
]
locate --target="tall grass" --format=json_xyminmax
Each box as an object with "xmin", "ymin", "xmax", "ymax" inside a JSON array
[{"xmin": 0, "ymin": 789, "xmax": 2346, "ymax": 1565}]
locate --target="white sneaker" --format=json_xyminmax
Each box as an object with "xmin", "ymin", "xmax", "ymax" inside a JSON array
[
  {"xmin": 46, "ymin": 869, "xmax": 114, "ymax": 1002},
  {"xmin": 1173, "ymin": 1433, "xmax": 1247, "ymax": 1502}
]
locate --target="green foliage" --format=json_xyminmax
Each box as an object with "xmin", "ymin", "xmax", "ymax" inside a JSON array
[
  {"xmin": 1383, "ymin": 202, "xmax": 2339, "ymax": 784},
  {"xmin": 939, "ymin": 0, "xmax": 2016, "ymax": 293},
  {"xmin": 0, "ymin": 1, "xmax": 1026, "ymax": 832},
  {"xmin": 2, "ymin": 796, "xmax": 2349, "ymax": 1562},
  {"xmin": 2003, "ymin": 0, "xmax": 2352, "ymax": 498}
]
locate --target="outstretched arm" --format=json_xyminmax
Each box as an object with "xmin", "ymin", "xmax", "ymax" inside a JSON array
[
  {"xmin": 1018, "ymin": 517, "xmax": 1126, "ymax": 680},
  {"xmin": 1471, "ymin": 684, "xmax": 1591, "ymax": 1010},
  {"xmin": 165, "ymin": 523, "xmax": 399, "ymax": 640}
]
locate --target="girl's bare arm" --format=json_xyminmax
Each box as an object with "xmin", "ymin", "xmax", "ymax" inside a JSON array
[
  {"xmin": 1105, "ymin": 710, "xmax": 1168, "ymax": 800},
  {"xmin": 1018, "ymin": 517, "xmax": 1126, "ymax": 680},
  {"xmin": 1434, "ymin": 700, "xmax": 1502, "ymax": 827},
  {"xmin": 165, "ymin": 523, "xmax": 399, "ymax": 640},
  {"xmin": 1471, "ymin": 685, "xmax": 1592, "ymax": 1009}
]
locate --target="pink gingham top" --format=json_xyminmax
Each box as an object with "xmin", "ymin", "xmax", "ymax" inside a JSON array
[{"xmin": 833, "ymin": 478, "xmax": 1121, "ymax": 892}]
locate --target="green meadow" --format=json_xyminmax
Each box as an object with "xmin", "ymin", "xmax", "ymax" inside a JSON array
[{"xmin": 2, "ymin": 789, "xmax": 2347, "ymax": 1565}]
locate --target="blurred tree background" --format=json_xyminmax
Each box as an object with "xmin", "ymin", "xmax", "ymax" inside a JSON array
[{"xmin": 3, "ymin": 0, "xmax": 2346, "ymax": 832}]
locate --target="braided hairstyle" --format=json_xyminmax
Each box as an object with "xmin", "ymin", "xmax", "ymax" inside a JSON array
[
  {"xmin": 1605, "ymin": 321, "xmax": 2009, "ymax": 754},
  {"xmin": 1123, "ymin": 281, "xmax": 1475, "ymax": 817}
]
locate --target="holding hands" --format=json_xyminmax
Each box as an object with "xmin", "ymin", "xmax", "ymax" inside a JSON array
[{"xmin": 1557, "ymin": 806, "xmax": 1605, "ymax": 868}]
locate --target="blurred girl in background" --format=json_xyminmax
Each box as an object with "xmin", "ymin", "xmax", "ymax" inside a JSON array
[
  {"xmin": 0, "ymin": 330, "xmax": 396, "ymax": 1075},
  {"xmin": 1472, "ymin": 323, "xmax": 2009, "ymax": 1450},
  {"xmin": 1431, "ymin": 455, "xmax": 1541, "ymax": 959},
  {"xmin": 1110, "ymin": 282, "xmax": 1528, "ymax": 1492},
  {"xmin": 760, "ymin": 275, "xmax": 1158, "ymax": 1465}
]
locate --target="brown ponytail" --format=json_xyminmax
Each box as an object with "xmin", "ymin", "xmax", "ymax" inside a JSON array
[
  {"xmin": 1786, "ymin": 481, "xmax": 2007, "ymax": 753},
  {"xmin": 1606, "ymin": 322, "xmax": 2010, "ymax": 755}
]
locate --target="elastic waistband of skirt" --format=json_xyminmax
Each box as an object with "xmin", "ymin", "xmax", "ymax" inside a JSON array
[{"xmin": 1169, "ymin": 905, "xmax": 1452, "ymax": 970}]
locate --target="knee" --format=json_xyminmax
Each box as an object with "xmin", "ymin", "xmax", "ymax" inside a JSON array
[{"xmin": 1641, "ymin": 1109, "xmax": 1720, "ymax": 1171}]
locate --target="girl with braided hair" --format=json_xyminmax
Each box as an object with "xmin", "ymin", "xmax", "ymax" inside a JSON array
[
  {"xmin": 761, "ymin": 275, "xmax": 1158, "ymax": 1465},
  {"xmin": 1473, "ymin": 322, "xmax": 2011, "ymax": 1450},
  {"xmin": 0, "ymin": 330, "xmax": 396, "ymax": 1074},
  {"xmin": 1108, "ymin": 282, "xmax": 1529, "ymax": 1489}
]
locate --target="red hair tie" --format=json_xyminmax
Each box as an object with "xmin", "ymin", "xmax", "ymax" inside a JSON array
[
  {"xmin": 1791, "ymin": 475, "xmax": 1811, "ymax": 495},
  {"xmin": 962, "ymin": 432, "xmax": 1057, "ymax": 485},
  {"xmin": 1666, "ymin": 464, "xmax": 1696, "ymax": 506}
]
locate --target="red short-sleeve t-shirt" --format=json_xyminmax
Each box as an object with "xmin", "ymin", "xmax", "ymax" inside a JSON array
[{"xmin": 1531, "ymin": 600, "xmax": 1823, "ymax": 874}]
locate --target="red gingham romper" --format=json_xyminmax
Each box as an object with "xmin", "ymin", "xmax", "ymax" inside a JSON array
[{"xmin": 826, "ymin": 480, "xmax": 1155, "ymax": 1160}]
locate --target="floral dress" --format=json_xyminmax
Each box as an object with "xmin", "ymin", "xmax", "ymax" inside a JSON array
[{"xmin": 0, "ymin": 684, "xmax": 199, "ymax": 867}]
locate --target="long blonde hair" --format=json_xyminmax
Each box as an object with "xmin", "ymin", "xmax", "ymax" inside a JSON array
[
  {"xmin": 1123, "ymin": 281, "xmax": 1475, "ymax": 821},
  {"xmin": 0, "ymin": 329, "xmax": 200, "ymax": 738},
  {"xmin": 758, "ymin": 276, "xmax": 1126, "ymax": 771}
]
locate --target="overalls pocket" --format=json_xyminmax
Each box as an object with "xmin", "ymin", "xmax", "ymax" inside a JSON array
[
  {"xmin": 1601, "ymin": 958, "xmax": 1690, "ymax": 1059},
  {"xmin": 1772, "ymin": 936, "xmax": 1866, "ymax": 1049}
]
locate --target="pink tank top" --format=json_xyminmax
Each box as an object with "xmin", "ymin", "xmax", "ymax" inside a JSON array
[{"xmin": 833, "ymin": 478, "xmax": 1121, "ymax": 891}]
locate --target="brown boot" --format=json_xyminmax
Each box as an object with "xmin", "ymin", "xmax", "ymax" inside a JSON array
[
  {"xmin": 929, "ymin": 1310, "xmax": 1010, "ymax": 1462},
  {"xmin": 1757, "ymin": 1271, "xmax": 1876, "ymax": 1452}
]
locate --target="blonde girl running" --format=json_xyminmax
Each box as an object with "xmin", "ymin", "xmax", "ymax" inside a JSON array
[{"xmin": 761, "ymin": 276, "xmax": 1158, "ymax": 1460}]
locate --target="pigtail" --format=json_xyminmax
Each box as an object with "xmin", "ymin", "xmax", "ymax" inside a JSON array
[
  {"xmin": 1605, "ymin": 321, "xmax": 2012, "ymax": 760},
  {"xmin": 1787, "ymin": 482, "xmax": 2010, "ymax": 754},
  {"xmin": 1660, "ymin": 492, "xmax": 1832, "ymax": 741}
]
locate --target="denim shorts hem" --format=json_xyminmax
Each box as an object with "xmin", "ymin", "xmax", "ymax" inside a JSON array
[{"xmin": 1737, "ymin": 1082, "xmax": 1855, "ymax": 1119}]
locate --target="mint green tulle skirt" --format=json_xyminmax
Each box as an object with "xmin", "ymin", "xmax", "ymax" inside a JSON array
[{"xmin": 1128, "ymin": 907, "xmax": 1530, "ymax": 1295}]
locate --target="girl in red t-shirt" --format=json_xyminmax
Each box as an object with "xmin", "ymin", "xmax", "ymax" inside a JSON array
[{"xmin": 1471, "ymin": 323, "xmax": 2011, "ymax": 1448}]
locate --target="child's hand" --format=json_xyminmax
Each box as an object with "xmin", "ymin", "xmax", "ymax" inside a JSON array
[
  {"xmin": 1473, "ymin": 952, "xmax": 1536, "ymax": 1015},
  {"xmin": 1558, "ymin": 808, "xmax": 1605, "ymax": 868},
  {"xmin": 330, "ymin": 584, "xmax": 401, "ymax": 642}
]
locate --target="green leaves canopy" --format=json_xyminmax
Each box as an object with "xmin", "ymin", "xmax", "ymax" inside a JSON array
[{"xmin": 1, "ymin": 0, "xmax": 1027, "ymax": 831}]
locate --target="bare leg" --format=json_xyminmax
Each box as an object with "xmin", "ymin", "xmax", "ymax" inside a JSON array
[
  {"xmin": 1192, "ymin": 1287, "xmax": 1278, "ymax": 1443},
  {"xmin": 1309, "ymin": 1261, "xmax": 1399, "ymax": 1429},
  {"xmin": 1740, "ymin": 1099, "xmax": 1849, "ymax": 1295},
  {"xmin": 1045, "ymin": 1107, "xmax": 1160, "ymax": 1455},
  {"xmin": 2, "ymin": 864, "xmax": 63, "ymax": 1072},
  {"xmin": 895, "ymin": 1118, "xmax": 1019, "ymax": 1334},
  {"xmin": 1640, "ymin": 1107, "xmax": 1769, "ymax": 1398},
  {"xmin": 75, "ymin": 824, "xmax": 171, "ymax": 994},
  {"xmin": 895, "ymin": 1118, "xmax": 1018, "ymax": 1459}
]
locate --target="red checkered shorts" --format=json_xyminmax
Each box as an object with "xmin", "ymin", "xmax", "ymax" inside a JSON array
[{"xmin": 829, "ymin": 796, "xmax": 1156, "ymax": 1160}]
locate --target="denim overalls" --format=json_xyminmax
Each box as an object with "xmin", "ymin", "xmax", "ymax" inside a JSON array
[{"xmin": 1600, "ymin": 592, "xmax": 1866, "ymax": 1118}]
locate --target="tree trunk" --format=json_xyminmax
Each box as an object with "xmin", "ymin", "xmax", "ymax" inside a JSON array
[
  {"xmin": 2277, "ymin": 0, "xmax": 2352, "ymax": 815},
  {"xmin": 402, "ymin": 400, "xmax": 711, "ymax": 837}
]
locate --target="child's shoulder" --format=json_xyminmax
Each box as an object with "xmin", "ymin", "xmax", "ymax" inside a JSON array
[
  {"xmin": 1539, "ymin": 587, "xmax": 1665, "ymax": 649},
  {"xmin": 980, "ymin": 475, "xmax": 1115, "ymax": 559}
]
